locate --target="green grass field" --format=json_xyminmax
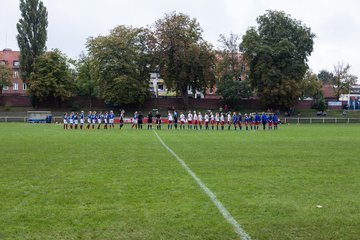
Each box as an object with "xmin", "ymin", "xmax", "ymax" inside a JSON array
[{"xmin": 0, "ymin": 123, "xmax": 359, "ymax": 239}]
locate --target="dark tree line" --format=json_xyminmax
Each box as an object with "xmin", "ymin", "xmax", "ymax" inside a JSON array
[{"xmin": 14, "ymin": 1, "xmax": 358, "ymax": 109}]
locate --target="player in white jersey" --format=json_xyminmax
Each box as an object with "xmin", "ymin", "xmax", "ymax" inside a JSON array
[
  {"xmin": 210, "ymin": 112, "xmax": 215, "ymax": 130},
  {"xmin": 227, "ymin": 112, "xmax": 232, "ymax": 130},
  {"xmin": 168, "ymin": 111, "xmax": 174, "ymax": 130},
  {"xmin": 132, "ymin": 111, "xmax": 138, "ymax": 129},
  {"xmin": 187, "ymin": 111, "xmax": 193, "ymax": 129},
  {"xmin": 197, "ymin": 112, "xmax": 203, "ymax": 130},
  {"xmin": 180, "ymin": 112, "xmax": 185, "ymax": 129},
  {"xmin": 220, "ymin": 113, "xmax": 225, "ymax": 130},
  {"xmin": 204, "ymin": 112, "xmax": 209, "ymax": 130},
  {"xmin": 193, "ymin": 111, "xmax": 198, "ymax": 130},
  {"xmin": 215, "ymin": 112, "xmax": 220, "ymax": 130}
]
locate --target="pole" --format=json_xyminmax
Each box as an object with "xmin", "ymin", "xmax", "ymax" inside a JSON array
[{"xmin": 348, "ymin": 84, "xmax": 351, "ymax": 110}]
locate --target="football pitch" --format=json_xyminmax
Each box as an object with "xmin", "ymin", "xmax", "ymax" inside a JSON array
[{"xmin": 0, "ymin": 123, "xmax": 359, "ymax": 239}]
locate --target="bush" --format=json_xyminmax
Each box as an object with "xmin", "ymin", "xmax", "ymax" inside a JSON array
[
  {"xmin": 312, "ymin": 98, "xmax": 327, "ymax": 111},
  {"xmin": 4, "ymin": 102, "xmax": 12, "ymax": 111}
]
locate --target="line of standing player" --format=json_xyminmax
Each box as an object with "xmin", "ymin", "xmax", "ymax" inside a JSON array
[
  {"xmin": 63, "ymin": 110, "xmax": 118, "ymax": 130},
  {"xmin": 63, "ymin": 109, "xmax": 279, "ymax": 131}
]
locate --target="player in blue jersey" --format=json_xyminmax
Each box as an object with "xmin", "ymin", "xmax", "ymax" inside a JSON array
[
  {"xmin": 79, "ymin": 111, "xmax": 85, "ymax": 129},
  {"xmin": 268, "ymin": 114, "xmax": 273, "ymax": 130},
  {"xmin": 74, "ymin": 112, "xmax": 79, "ymax": 129},
  {"xmin": 69, "ymin": 112, "xmax": 74, "ymax": 129},
  {"xmin": 255, "ymin": 112, "xmax": 261, "ymax": 130},
  {"xmin": 86, "ymin": 111, "xmax": 92, "ymax": 129},
  {"xmin": 109, "ymin": 110, "xmax": 115, "ymax": 129},
  {"xmin": 273, "ymin": 113, "xmax": 279, "ymax": 130},
  {"xmin": 261, "ymin": 112, "xmax": 267, "ymax": 130},
  {"xmin": 91, "ymin": 111, "xmax": 97, "ymax": 129},
  {"xmin": 63, "ymin": 113, "xmax": 68, "ymax": 129},
  {"xmin": 237, "ymin": 112, "xmax": 242, "ymax": 131},
  {"xmin": 249, "ymin": 113, "xmax": 254, "ymax": 130},
  {"xmin": 244, "ymin": 113, "xmax": 249, "ymax": 131},
  {"xmin": 232, "ymin": 112, "xmax": 237, "ymax": 130},
  {"xmin": 97, "ymin": 112, "xmax": 103, "ymax": 129},
  {"xmin": 103, "ymin": 111, "xmax": 108, "ymax": 129}
]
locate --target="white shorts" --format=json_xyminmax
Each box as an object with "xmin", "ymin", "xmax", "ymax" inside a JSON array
[
  {"xmin": 80, "ymin": 119, "xmax": 84, "ymax": 124},
  {"xmin": 109, "ymin": 119, "xmax": 114, "ymax": 124},
  {"xmin": 74, "ymin": 120, "xmax": 78, "ymax": 125}
]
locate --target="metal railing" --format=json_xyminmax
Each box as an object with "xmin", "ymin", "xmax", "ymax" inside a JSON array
[{"xmin": 283, "ymin": 117, "xmax": 360, "ymax": 124}]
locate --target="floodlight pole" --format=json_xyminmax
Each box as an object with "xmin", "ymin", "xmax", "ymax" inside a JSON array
[{"xmin": 348, "ymin": 84, "xmax": 351, "ymax": 111}]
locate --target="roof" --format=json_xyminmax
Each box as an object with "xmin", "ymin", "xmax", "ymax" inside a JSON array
[
  {"xmin": 322, "ymin": 84, "xmax": 336, "ymax": 99},
  {"xmin": 0, "ymin": 49, "xmax": 20, "ymax": 67}
]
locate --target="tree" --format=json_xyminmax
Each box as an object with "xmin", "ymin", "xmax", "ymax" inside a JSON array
[
  {"xmin": 0, "ymin": 65, "xmax": 12, "ymax": 94},
  {"xmin": 332, "ymin": 62, "xmax": 358, "ymax": 99},
  {"xmin": 16, "ymin": 0, "xmax": 48, "ymax": 84},
  {"xmin": 153, "ymin": 12, "xmax": 216, "ymax": 108},
  {"xmin": 87, "ymin": 26, "xmax": 151, "ymax": 107},
  {"xmin": 216, "ymin": 33, "xmax": 252, "ymax": 104},
  {"xmin": 28, "ymin": 49, "xmax": 76, "ymax": 107},
  {"xmin": 318, "ymin": 70, "xmax": 335, "ymax": 85},
  {"xmin": 300, "ymin": 70, "xmax": 323, "ymax": 100},
  {"xmin": 76, "ymin": 54, "xmax": 100, "ymax": 108},
  {"xmin": 240, "ymin": 10, "xmax": 315, "ymax": 109}
]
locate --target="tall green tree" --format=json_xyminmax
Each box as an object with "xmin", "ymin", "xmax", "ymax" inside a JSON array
[
  {"xmin": 29, "ymin": 49, "xmax": 76, "ymax": 107},
  {"xmin": 76, "ymin": 54, "xmax": 99, "ymax": 108},
  {"xmin": 87, "ymin": 26, "xmax": 151, "ymax": 107},
  {"xmin": 333, "ymin": 62, "xmax": 358, "ymax": 99},
  {"xmin": 0, "ymin": 65, "xmax": 12, "ymax": 95},
  {"xmin": 240, "ymin": 10, "xmax": 315, "ymax": 109},
  {"xmin": 16, "ymin": 0, "xmax": 48, "ymax": 84},
  {"xmin": 153, "ymin": 12, "xmax": 216, "ymax": 108},
  {"xmin": 216, "ymin": 33, "xmax": 252, "ymax": 104},
  {"xmin": 318, "ymin": 70, "xmax": 335, "ymax": 85},
  {"xmin": 300, "ymin": 70, "xmax": 323, "ymax": 100}
]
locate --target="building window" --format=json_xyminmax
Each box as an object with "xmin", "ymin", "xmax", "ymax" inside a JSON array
[
  {"xmin": 13, "ymin": 83, "xmax": 19, "ymax": 90},
  {"xmin": 242, "ymin": 64, "xmax": 246, "ymax": 71},
  {"xmin": 3, "ymin": 86, "xmax": 9, "ymax": 91},
  {"xmin": 13, "ymin": 61, "xmax": 20, "ymax": 68},
  {"xmin": 13, "ymin": 71, "xmax": 19, "ymax": 78},
  {"xmin": 23, "ymin": 83, "xmax": 27, "ymax": 90}
]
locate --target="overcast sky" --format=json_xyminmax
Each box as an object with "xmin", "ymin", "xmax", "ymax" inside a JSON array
[{"xmin": 1, "ymin": 0, "xmax": 360, "ymax": 78}]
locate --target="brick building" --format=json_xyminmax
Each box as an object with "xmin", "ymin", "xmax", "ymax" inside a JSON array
[{"xmin": 0, "ymin": 49, "xmax": 27, "ymax": 95}]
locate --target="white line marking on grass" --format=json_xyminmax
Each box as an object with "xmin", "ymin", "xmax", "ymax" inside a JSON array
[{"xmin": 153, "ymin": 130, "xmax": 251, "ymax": 240}]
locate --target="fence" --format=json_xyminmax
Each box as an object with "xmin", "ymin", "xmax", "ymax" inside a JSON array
[{"xmin": 283, "ymin": 117, "xmax": 360, "ymax": 124}]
